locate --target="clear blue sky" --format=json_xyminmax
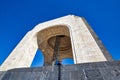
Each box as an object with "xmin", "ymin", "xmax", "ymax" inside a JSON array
[{"xmin": 0, "ymin": 0, "xmax": 120, "ymax": 67}]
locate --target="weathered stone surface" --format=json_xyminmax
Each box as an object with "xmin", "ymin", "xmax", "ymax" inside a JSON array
[
  {"xmin": 0, "ymin": 71, "xmax": 6, "ymax": 80},
  {"xmin": 1, "ymin": 60, "xmax": 120, "ymax": 80},
  {"xmin": 84, "ymin": 68, "xmax": 103, "ymax": 80}
]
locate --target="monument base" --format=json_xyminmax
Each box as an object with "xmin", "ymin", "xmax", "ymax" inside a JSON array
[{"xmin": 1, "ymin": 60, "xmax": 120, "ymax": 80}]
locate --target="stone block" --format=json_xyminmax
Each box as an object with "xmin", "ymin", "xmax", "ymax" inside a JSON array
[
  {"xmin": 84, "ymin": 68, "xmax": 104, "ymax": 80},
  {"xmin": 0, "ymin": 71, "xmax": 6, "ymax": 80},
  {"xmin": 1, "ymin": 61, "xmax": 120, "ymax": 80},
  {"xmin": 70, "ymin": 71, "xmax": 85, "ymax": 80}
]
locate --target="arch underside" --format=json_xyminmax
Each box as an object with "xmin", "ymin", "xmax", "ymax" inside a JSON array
[{"xmin": 37, "ymin": 25, "xmax": 73, "ymax": 65}]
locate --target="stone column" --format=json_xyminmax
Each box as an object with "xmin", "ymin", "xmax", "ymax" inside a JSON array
[{"xmin": 0, "ymin": 31, "xmax": 38, "ymax": 71}]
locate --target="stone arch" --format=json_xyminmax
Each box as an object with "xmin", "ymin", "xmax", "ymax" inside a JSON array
[
  {"xmin": 0, "ymin": 15, "xmax": 111, "ymax": 71},
  {"xmin": 37, "ymin": 25, "xmax": 74, "ymax": 65}
]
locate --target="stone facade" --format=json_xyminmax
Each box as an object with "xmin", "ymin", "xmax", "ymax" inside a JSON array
[
  {"xmin": 0, "ymin": 15, "xmax": 112, "ymax": 71},
  {"xmin": 1, "ymin": 60, "xmax": 120, "ymax": 80}
]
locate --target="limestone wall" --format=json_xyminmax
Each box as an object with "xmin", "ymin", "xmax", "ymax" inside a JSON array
[{"xmin": 0, "ymin": 15, "xmax": 112, "ymax": 71}]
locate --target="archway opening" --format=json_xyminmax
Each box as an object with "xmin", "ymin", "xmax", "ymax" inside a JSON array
[
  {"xmin": 37, "ymin": 25, "xmax": 74, "ymax": 66},
  {"xmin": 31, "ymin": 49, "xmax": 44, "ymax": 67},
  {"xmin": 62, "ymin": 58, "xmax": 74, "ymax": 65}
]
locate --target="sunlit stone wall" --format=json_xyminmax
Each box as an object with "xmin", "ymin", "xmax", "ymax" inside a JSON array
[{"xmin": 0, "ymin": 15, "xmax": 112, "ymax": 71}]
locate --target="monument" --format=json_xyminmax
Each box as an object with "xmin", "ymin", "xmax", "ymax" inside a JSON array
[{"xmin": 1, "ymin": 15, "xmax": 120, "ymax": 80}]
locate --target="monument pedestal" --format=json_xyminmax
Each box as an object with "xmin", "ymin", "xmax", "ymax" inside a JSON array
[{"xmin": 1, "ymin": 60, "xmax": 120, "ymax": 80}]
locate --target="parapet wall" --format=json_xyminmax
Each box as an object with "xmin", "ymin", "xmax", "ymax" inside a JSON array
[{"xmin": 1, "ymin": 60, "xmax": 120, "ymax": 80}]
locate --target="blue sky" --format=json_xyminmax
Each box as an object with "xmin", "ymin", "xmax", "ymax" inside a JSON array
[{"xmin": 0, "ymin": 0, "xmax": 120, "ymax": 67}]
